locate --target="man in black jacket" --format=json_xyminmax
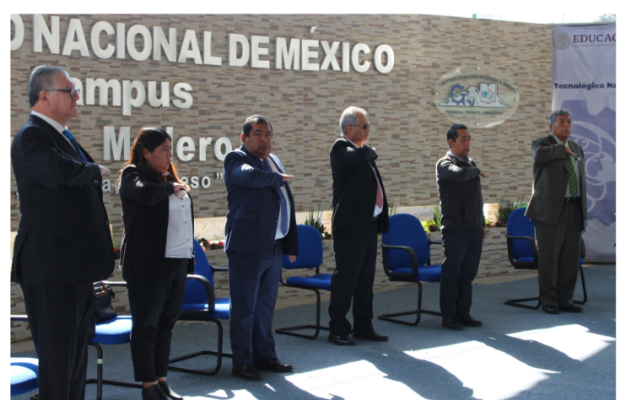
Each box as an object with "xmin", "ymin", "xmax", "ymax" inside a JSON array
[
  {"xmin": 436, "ymin": 124, "xmax": 486, "ymax": 331},
  {"xmin": 11, "ymin": 66, "xmax": 115, "ymax": 399},
  {"xmin": 328, "ymin": 106, "xmax": 390, "ymax": 346}
]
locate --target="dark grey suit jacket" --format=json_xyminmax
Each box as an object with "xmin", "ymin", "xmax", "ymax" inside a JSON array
[
  {"xmin": 524, "ymin": 134, "xmax": 587, "ymax": 230},
  {"xmin": 11, "ymin": 114, "xmax": 115, "ymax": 285}
]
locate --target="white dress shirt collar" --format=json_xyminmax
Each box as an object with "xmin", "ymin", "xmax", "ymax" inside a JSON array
[{"xmin": 30, "ymin": 111, "xmax": 73, "ymax": 146}]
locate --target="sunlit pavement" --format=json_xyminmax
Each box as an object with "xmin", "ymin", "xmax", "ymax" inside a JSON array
[{"xmin": 12, "ymin": 264, "xmax": 615, "ymax": 400}]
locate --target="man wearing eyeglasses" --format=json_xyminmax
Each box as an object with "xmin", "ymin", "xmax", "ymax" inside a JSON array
[
  {"xmin": 327, "ymin": 106, "xmax": 390, "ymax": 346},
  {"xmin": 11, "ymin": 66, "xmax": 115, "ymax": 399},
  {"xmin": 436, "ymin": 124, "xmax": 487, "ymax": 331}
]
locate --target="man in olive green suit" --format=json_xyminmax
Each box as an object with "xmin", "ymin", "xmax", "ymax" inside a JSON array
[{"xmin": 524, "ymin": 109, "xmax": 587, "ymax": 315}]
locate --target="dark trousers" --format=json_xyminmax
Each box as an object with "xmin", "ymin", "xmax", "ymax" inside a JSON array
[
  {"xmin": 21, "ymin": 282, "xmax": 94, "ymax": 400},
  {"xmin": 535, "ymin": 201, "xmax": 582, "ymax": 307},
  {"xmin": 329, "ymin": 220, "xmax": 378, "ymax": 336},
  {"xmin": 227, "ymin": 242, "xmax": 282, "ymax": 367},
  {"xmin": 439, "ymin": 227, "xmax": 483, "ymax": 319},
  {"xmin": 125, "ymin": 258, "xmax": 189, "ymax": 382}
]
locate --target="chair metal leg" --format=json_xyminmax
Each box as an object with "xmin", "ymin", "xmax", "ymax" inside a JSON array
[
  {"xmin": 85, "ymin": 341, "xmax": 142, "ymax": 400},
  {"xmin": 574, "ymin": 266, "xmax": 588, "ymax": 305},
  {"xmin": 506, "ymin": 266, "xmax": 587, "ymax": 309},
  {"xmin": 378, "ymin": 281, "xmax": 441, "ymax": 326},
  {"xmin": 504, "ymin": 296, "xmax": 542, "ymax": 309},
  {"xmin": 168, "ymin": 318, "xmax": 232, "ymax": 376},
  {"xmin": 275, "ymin": 287, "xmax": 329, "ymax": 339}
]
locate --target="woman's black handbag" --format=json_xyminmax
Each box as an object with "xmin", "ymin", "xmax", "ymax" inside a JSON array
[{"xmin": 93, "ymin": 281, "xmax": 117, "ymax": 323}]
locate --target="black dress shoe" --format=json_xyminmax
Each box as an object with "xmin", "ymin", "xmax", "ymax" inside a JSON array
[
  {"xmin": 232, "ymin": 364, "xmax": 263, "ymax": 381},
  {"xmin": 158, "ymin": 381, "xmax": 183, "ymax": 400},
  {"xmin": 142, "ymin": 384, "xmax": 168, "ymax": 400},
  {"xmin": 328, "ymin": 333, "xmax": 356, "ymax": 346},
  {"xmin": 255, "ymin": 358, "xmax": 294, "ymax": 373},
  {"xmin": 442, "ymin": 318, "xmax": 463, "ymax": 330},
  {"xmin": 559, "ymin": 304, "xmax": 583, "ymax": 313},
  {"xmin": 353, "ymin": 330, "xmax": 389, "ymax": 341},
  {"xmin": 543, "ymin": 305, "xmax": 560, "ymax": 314},
  {"xmin": 458, "ymin": 316, "xmax": 482, "ymax": 327}
]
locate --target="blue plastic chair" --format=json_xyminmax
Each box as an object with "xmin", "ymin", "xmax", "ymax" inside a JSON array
[
  {"xmin": 379, "ymin": 214, "xmax": 442, "ymax": 326},
  {"xmin": 275, "ymin": 225, "xmax": 331, "ymax": 339},
  {"xmin": 11, "ymin": 301, "xmax": 140, "ymax": 400},
  {"xmin": 85, "ymin": 282, "xmax": 141, "ymax": 400},
  {"xmin": 10, "ymin": 357, "xmax": 38, "ymax": 397},
  {"xmin": 167, "ymin": 239, "xmax": 232, "ymax": 375},
  {"xmin": 505, "ymin": 207, "xmax": 587, "ymax": 309}
]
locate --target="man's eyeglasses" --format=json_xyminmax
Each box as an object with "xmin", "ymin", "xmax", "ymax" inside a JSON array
[
  {"xmin": 47, "ymin": 88, "xmax": 80, "ymax": 99},
  {"xmin": 349, "ymin": 123, "xmax": 371, "ymax": 130}
]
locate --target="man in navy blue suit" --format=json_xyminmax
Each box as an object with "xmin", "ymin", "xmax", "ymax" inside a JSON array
[{"xmin": 224, "ymin": 115, "xmax": 299, "ymax": 381}]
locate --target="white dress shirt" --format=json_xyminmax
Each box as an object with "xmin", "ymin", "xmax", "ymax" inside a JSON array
[
  {"xmin": 264, "ymin": 157, "xmax": 292, "ymax": 240},
  {"xmin": 165, "ymin": 191, "xmax": 194, "ymax": 258}
]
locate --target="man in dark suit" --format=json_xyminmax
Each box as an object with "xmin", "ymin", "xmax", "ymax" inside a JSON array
[
  {"xmin": 525, "ymin": 109, "xmax": 587, "ymax": 314},
  {"xmin": 11, "ymin": 66, "xmax": 115, "ymax": 399},
  {"xmin": 224, "ymin": 115, "xmax": 299, "ymax": 381},
  {"xmin": 327, "ymin": 106, "xmax": 390, "ymax": 346}
]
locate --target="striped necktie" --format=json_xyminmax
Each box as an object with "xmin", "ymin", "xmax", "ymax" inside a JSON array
[{"xmin": 565, "ymin": 156, "xmax": 579, "ymax": 198}]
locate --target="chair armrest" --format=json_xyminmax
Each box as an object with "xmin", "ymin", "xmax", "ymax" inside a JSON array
[
  {"xmin": 10, "ymin": 315, "xmax": 29, "ymax": 322},
  {"xmin": 99, "ymin": 280, "xmax": 128, "ymax": 288},
  {"xmin": 210, "ymin": 264, "xmax": 228, "ymax": 274},
  {"xmin": 505, "ymin": 234, "xmax": 538, "ymax": 266},
  {"xmin": 381, "ymin": 242, "xmax": 419, "ymax": 277},
  {"xmin": 186, "ymin": 274, "xmax": 216, "ymax": 317}
]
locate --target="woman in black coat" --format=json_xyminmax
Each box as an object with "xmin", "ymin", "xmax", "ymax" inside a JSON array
[{"xmin": 119, "ymin": 127, "xmax": 193, "ymax": 400}]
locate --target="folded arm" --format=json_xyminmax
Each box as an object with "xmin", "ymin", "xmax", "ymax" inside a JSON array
[
  {"xmin": 17, "ymin": 127, "xmax": 103, "ymax": 190},
  {"xmin": 224, "ymin": 152, "xmax": 284, "ymax": 188},
  {"xmin": 436, "ymin": 158, "xmax": 481, "ymax": 183},
  {"xmin": 330, "ymin": 142, "xmax": 377, "ymax": 169},
  {"xmin": 119, "ymin": 167, "xmax": 174, "ymax": 206},
  {"xmin": 532, "ymin": 137, "xmax": 567, "ymax": 164}
]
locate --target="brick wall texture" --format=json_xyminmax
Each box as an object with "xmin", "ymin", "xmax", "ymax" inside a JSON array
[{"xmin": 10, "ymin": 14, "xmax": 553, "ymax": 341}]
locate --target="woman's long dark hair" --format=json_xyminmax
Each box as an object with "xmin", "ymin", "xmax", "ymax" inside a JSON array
[{"xmin": 118, "ymin": 127, "xmax": 183, "ymax": 185}]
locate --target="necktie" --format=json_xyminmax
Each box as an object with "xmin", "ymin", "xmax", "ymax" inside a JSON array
[
  {"xmin": 263, "ymin": 159, "xmax": 289, "ymax": 236},
  {"xmin": 62, "ymin": 129, "xmax": 88, "ymax": 162},
  {"xmin": 565, "ymin": 156, "xmax": 579, "ymax": 198},
  {"xmin": 370, "ymin": 162, "xmax": 384, "ymax": 208}
]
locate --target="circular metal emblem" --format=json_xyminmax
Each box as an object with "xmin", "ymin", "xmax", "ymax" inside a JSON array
[
  {"xmin": 553, "ymin": 32, "xmax": 571, "ymax": 50},
  {"xmin": 433, "ymin": 67, "xmax": 520, "ymax": 128}
]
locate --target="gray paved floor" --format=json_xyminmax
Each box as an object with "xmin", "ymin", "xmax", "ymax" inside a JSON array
[{"xmin": 12, "ymin": 264, "xmax": 615, "ymax": 400}]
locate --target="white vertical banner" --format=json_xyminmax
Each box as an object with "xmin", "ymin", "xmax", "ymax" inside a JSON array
[{"xmin": 552, "ymin": 24, "xmax": 616, "ymax": 262}]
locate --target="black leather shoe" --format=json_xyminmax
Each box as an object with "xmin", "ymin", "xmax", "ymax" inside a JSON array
[
  {"xmin": 255, "ymin": 358, "xmax": 293, "ymax": 373},
  {"xmin": 559, "ymin": 304, "xmax": 583, "ymax": 313},
  {"xmin": 142, "ymin": 384, "xmax": 168, "ymax": 400},
  {"xmin": 353, "ymin": 330, "xmax": 389, "ymax": 341},
  {"xmin": 232, "ymin": 364, "xmax": 262, "ymax": 381},
  {"xmin": 328, "ymin": 333, "xmax": 356, "ymax": 346},
  {"xmin": 458, "ymin": 316, "xmax": 482, "ymax": 327},
  {"xmin": 543, "ymin": 305, "xmax": 560, "ymax": 314},
  {"xmin": 30, "ymin": 395, "xmax": 39, "ymax": 400},
  {"xmin": 442, "ymin": 318, "xmax": 463, "ymax": 330},
  {"xmin": 158, "ymin": 381, "xmax": 183, "ymax": 400}
]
